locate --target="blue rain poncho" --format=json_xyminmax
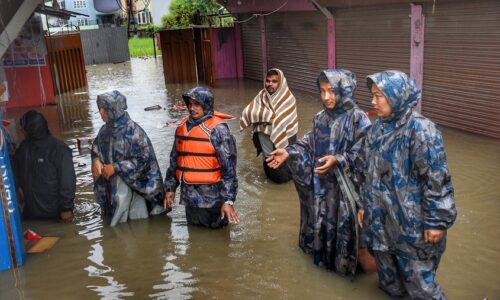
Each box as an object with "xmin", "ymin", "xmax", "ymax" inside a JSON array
[
  {"xmin": 361, "ymin": 70, "xmax": 457, "ymax": 260},
  {"xmin": 91, "ymin": 91, "xmax": 165, "ymax": 216},
  {"xmin": 286, "ymin": 69, "xmax": 371, "ymax": 276}
]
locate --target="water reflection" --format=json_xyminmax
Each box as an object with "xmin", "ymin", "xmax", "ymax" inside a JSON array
[
  {"xmin": 1, "ymin": 57, "xmax": 498, "ymax": 300},
  {"xmin": 149, "ymin": 215, "xmax": 197, "ymax": 299},
  {"xmin": 75, "ymin": 201, "xmax": 132, "ymax": 298}
]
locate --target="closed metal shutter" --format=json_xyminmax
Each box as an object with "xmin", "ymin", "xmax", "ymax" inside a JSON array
[
  {"xmin": 241, "ymin": 15, "xmax": 263, "ymax": 81},
  {"xmin": 266, "ymin": 11, "xmax": 328, "ymax": 94},
  {"xmin": 336, "ymin": 5, "xmax": 411, "ymax": 110},
  {"xmin": 423, "ymin": 1, "xmax": 500, "ymax": 138}
]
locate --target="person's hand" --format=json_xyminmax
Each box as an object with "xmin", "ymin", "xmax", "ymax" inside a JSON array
[
  {"xmin": 357, "ymin": 209, "xmax": 364, "ymax": 228},
  {"xmin": 314, "ymin": 155, "xmax": 337, "ymax": 174},
  {"xmin": 164, "ymin": 192, "xmax": 175, "ymax": 209},
  {"xmin": 221, "ymin": 203, "xmax": 239, "ymax": 224},
  {"xmin": 60, "ymin": 210, "xmax": 73, "ymax": 224},
  {"xmin": 92, "ymin": 159, "xmax": 104, "ymax": 177},
  {"xmin": 102, "ymin": 164, "xmax": 115, "ymax": 180},
  {"xmin": 266, "ymin": 148, "xmax": 289, "ymax": 169},
  {"xmin": 424, "ymin": 229, "xmax": 444, "ymax": 244}
]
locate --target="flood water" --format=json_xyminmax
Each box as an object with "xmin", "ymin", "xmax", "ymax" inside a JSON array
[{"xmin": 1, "ymin": 58, "xmax": 499, "ymax": 299}]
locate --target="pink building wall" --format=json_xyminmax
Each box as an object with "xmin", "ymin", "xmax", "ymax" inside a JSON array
[
  {"xmin": 234, "ymin": 24, "xmax": 244, "ymax": 78},
  {"xmin": 410, "ymin": 3, "xmax": 424, "ymax": 112},
  {"xmin": 211, "ymin": 28, "xmax": 239, "ymax": 79},
  {"xmin": 327, "ymin": 17, "xmax": 335, "ymax": 68}
]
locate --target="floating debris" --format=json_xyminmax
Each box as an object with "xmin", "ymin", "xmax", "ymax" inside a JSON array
[
  {"xmin": 144, "ymin": 104, "xmax": 162, "ymax": 111},
  {"xmin": 164, "ymin": 120, "xmax": 181, "ymax": 128},
  {"xmin": 77, "ymin": 137, "xmax": 93, "ymax": 150}
]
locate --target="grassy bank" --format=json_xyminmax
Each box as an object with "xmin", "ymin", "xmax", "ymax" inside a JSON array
[{"xmin": 128, "ymin": 37, "xmax": 160, "ymax": 57}]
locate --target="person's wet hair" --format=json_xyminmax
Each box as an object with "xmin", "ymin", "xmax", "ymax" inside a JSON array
[
  {"xmin": 317, "ymin": 72, "xmax": 330, "ymax": 84},
  {"xmin": 266, "ymin": 69, "xmax": 279, "ymax": 77}
]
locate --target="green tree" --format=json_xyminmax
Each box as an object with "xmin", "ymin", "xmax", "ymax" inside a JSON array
[{"xmin": 161, "ymin": 0, "xmax": 233, "ymax": 29}]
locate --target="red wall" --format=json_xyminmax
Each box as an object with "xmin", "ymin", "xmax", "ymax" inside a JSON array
[{"xmin": 4, "ymin": 62, "xmax": 55, "ymax": 108}]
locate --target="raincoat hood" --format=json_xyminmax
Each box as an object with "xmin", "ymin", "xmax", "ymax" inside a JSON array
[
  {"xmin": 317, "ymin": 68, "xmax": 357, "ymax": 114},
  {"xmin": 20, "ymin": 110, "xmax": 50, "ymax": 140},
  {"xmin": 183, "ymin": 87, "xmax": 214, "ymax": 117},
  {"xmin": 97, "ymin": 90, "xmax": 128, "ymax": 122},
  {"xmin": 366, "ymin": 70, "xmax": 421, "ymax": 121}
]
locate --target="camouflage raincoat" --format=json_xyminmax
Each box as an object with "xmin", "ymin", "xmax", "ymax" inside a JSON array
[
  {"xmin": 286, "ymin": 69, "xmax": 371, "ymax": 276},
  {"xmin": 92, "ymin": 91, "xmax": 165, "ymax": 215},
  {"xmin": 361, "ymin": 70, "xmax": 457, "ymax": 261}
]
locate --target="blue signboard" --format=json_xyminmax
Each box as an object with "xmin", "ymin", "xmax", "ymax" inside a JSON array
[{"xmin": 0, "ymin": 127, "xmax": 26, "ymax": 271}]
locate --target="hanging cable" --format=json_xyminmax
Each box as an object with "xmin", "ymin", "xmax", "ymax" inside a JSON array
[{"xmin": 233, "ymin": 0, "xmax": 289, "ymax": 24}]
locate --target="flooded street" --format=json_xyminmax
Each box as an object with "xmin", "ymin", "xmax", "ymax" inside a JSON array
[{"xmin": 1, "ymin": 57, "xmax": 499, "ymax": 299}]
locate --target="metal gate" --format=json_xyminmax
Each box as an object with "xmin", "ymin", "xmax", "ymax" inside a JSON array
[
  {"xmin": 159, "ymin": 29, "xmax": 197, "ymax": 84},
  {"xmin": 422, "ymin": 0, "xmax": 500, "ymax": 138},
  {"xmin": 241, "ymin": 15, "xmax": 262, "ymax": 81},
  {"xmin": 336, "ymin": 5, "xmax": 411, "ymax": 110},
  {"xmin": 266, "ymin": 11, "xmax": 328, "ymax": 94},
  {"xmin": 80, "ymin": 27, "xmax": 130, "ymax": 65},
  {"xmin": 46, "ymin": 33, "xmax": 87, "ymax": 95}
]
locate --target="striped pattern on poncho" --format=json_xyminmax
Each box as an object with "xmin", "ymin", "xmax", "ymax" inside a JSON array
[{"xmin": 240, "ymin": 69, "xmax": 298, "ymax": 149}]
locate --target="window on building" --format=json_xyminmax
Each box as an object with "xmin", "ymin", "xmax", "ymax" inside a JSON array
[
  {"xmin": 77, "ymin": 18, "xmax": 89, "ymax": 26},
  {"xmin": 137, "ymin": 12, "xmax": 150, "ymax": 24},
  {"xmin": 57, "ymin": 0, "xmax": 65, "ymax": 9},
  {"xmin": 74, "ymin": 0, "xmax": 87, "ymax": 9}
]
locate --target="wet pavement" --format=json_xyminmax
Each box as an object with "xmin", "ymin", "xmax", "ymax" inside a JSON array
[{"xmin": 1, "ymin": 57, "xmax": 499, "ymax": 299}]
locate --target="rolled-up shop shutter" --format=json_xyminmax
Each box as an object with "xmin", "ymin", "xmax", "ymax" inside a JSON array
[
  {"xmin": 266, "ymin": 11, "xmax": 328, "ymax": 94},
  {"xmin": 335, "ymin": 5, "xmax": 411, "ymax": 110},
  {"xmin": 422, "ymin": 0, "xmax": 500, "ymax": 138},
  {"xmin": 240, "ymin": 15, "xmax": 263, "ymax": 81}
]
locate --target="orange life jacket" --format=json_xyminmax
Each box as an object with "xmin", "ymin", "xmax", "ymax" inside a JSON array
[{"xmin": 175, "ymin": 111, "xmax": 233, "ymax": 184}]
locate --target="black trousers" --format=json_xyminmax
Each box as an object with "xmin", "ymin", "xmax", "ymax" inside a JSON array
[{"xmin": 185, "ymin": 205, "xmax": 228, "ymax": 229}]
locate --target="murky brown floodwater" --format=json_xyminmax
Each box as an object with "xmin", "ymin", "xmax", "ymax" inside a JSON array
[{"xmin": 1, "ymin": 57, "xmax": 499, "ymax": 300}]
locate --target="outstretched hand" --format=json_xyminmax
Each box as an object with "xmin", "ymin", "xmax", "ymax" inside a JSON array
[
  {"xmin": 314, "ymin": 155, "xmax": 338, "ymax": 174},
  {"xmin": 221, "ymin": 203, "xmax": 239, "ymax": 224},
  {"xmin": 266, "ymin": 148, "xmax": 289, "ymax": 169}
]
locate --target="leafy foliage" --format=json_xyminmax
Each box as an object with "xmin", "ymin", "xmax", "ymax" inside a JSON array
[
  {"xmin": 144, "ymin": 24, "xmax": 161, "ymax": 33},
  {"xmin": 161, "ymin": 0, "xmax": 233, "ymax": 29}
]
